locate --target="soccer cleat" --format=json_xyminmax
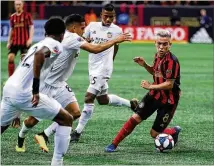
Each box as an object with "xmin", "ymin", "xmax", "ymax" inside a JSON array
[
  {"xmin": 104, "ymin": 144, "xmax": 117, "ymax": 152},
  {"xmin": 130, "ymin": 98, "xmax": 139, "ymax": 112},
  {"xmin": 34, "ymin": 134, "xmax": 49, "ymax": 153},
  {"xmin": 70, "ymin": 130, "xmax": 81, "ymax": 142},
  {"xmin": 172, "ymin": 126, "xmax": 182, "ymax": 145},
  {"xmin": 15, "ymin": 135, "xmax": 26, "ymax": 152}
]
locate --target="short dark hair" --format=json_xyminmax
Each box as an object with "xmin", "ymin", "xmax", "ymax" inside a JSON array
[
  {"xmin": 44, "ymin": 17, "xmax": 65, "ymax": 36},
  {"xmin": 65, "ymin": 14, "xmax": 85, "ymax": 27},
  {"xmin": 103, "ymin": 4, "xmax": 115, "ymax": 12}
]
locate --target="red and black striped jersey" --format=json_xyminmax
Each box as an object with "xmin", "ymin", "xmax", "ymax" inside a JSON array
[
  {"xmin": 150, "ymin": 52, "xmax": 180, "ymax": 105},
  {"xmin": 10, "ymin": 12, "xmax": 33, "ymax": 46}
]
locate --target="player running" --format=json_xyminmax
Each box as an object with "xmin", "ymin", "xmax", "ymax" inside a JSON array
[
  {"xmin": 71, "ymin": 4, "xmax": 138, "ymax": 142},
  {"xmin": 105, "ymin": 30, "xmax": 181, "ymax": 152},
  {"xmin": 15, "ymin": 13, "xmax": 132, "ymax": 153},
  {"xmin": 1, "ymin": 17, "xmax": 74, "ymax": 166}
]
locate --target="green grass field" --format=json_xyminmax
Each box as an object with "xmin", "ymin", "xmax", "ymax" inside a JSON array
[{"xmin": 1, "ymin": 42, "xmax": 213, "ymax": 165}]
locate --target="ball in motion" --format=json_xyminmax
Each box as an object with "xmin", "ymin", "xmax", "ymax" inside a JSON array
[{"xmin": 154, "ymin": 133, "xmax": 174, "ymax": 152}]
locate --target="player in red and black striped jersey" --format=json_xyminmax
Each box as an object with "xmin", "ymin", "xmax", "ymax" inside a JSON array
[
  {"xmin": 105, "ymin": 30, "xmax": 181, "ymax": 152},
  {"xmin": 7, "ymin": 0, "xmax": 34, "ymax": 77}
]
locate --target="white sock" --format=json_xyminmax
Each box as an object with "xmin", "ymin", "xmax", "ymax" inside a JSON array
[
  {"xmin": 75, "ymin": 103, "xmax": 94, "ymax": 134},
  {"xmin": 44, "ymin": 122, "xmax": 58, "ymax": 137},
  {"xmin": 19, "ymin": 122, "xmax": 32, "ymax": 138},
  {"xmin": 51, "ymin": 125, "xmax": 72, "ymax": 166},
  {"xmin": 108, "ymin": 94, "xmax": 131, "ymax": 107}
]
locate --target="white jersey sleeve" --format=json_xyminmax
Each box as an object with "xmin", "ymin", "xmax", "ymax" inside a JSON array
[
  {"xmin": 63, "ymin": 31, "xmax": 86, "ymax": 50},
  {"xmin": 44, "ymin": 31, "xmax": 86, "ymax": 87}
]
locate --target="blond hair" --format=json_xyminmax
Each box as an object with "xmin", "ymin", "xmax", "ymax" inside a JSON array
[{"xmin": 156, "ymin": 30, "xmax": 171, "ymax": 39}]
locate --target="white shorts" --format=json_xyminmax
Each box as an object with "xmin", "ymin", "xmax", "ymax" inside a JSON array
[
  {"xmin": 41, "ymin": 83, "xmax": 77, "ymax": 108},
  {"xmin": 87, "ymin": 75, "xmax": 109, "ymax": 96},
  {"xmin": 0, "ymin": 93, "xmax": 61, "ymax": 126}
]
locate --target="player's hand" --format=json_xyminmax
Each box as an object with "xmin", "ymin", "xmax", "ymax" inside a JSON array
[
  {"xmin": 32, "ymin": 93, "xmax": 39, "ymax": 107},
  {"xmin": 141, "ymin": 80, "xmax": 151, "ymax": 90},
  {"xmin": 116, "ymin": 33, "xmax": 132, "ymax": 43},
  {"xmin": 7, "ymin": 42, "xmax": 11, "ymax": 49},
  {"xmin": 26, "ymin": 39, "xmax": 32, "ymax": 47},
  {"xmin": 133, "ymin": 57, "xmax": 145, "ymax": 67},
  {"xmin": 11, "ymin": 117, "xmax": 21, "ymax": 128}
]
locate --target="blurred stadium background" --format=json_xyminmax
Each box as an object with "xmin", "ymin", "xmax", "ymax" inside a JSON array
[{"xmin": 1, "ymin": 1, "xmax": 214, "ymax": 165}]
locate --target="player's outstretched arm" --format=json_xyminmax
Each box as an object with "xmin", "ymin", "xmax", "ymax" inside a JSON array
[
  {"xmin": 32, "ymin": 46, "xmax": 51, "ymax": 107},
  {"xmin": 80, "ymin": 33, "xmax": 132, "ymax": 54},
  {"xmin": 133, "ymin": 57, "xmax": 154, "ymax": 75}
]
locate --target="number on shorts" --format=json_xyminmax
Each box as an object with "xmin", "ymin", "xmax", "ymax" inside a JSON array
[
  {"xmin": 91, "ymin": 77, "xmax": 97, "ymax": 85},
  {"xmin": 65, "ymin": 85, "xmax": 72, "ymax": 92},
  {"xmin": 163, "ymin": 113, "xmax": 169, "ymax": 123}
]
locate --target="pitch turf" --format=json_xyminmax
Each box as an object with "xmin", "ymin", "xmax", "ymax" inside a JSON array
[{"xmin": 1, "ymin": 42, "xmax": 213, "ymax": 165}]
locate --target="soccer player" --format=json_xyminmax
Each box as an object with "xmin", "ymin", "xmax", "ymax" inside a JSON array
[
  {"xmin": 105, "ymin": 30, "xmax": 181, "ymax": 152},
  {"xmin": 15, "ymin": 14, "xmax": 132, "ymax": 153},
  {"xmin": 71, "ymin": 4, "xmax": 138, "ymax": 142},
  {"xmin": 7, "ymin": 0, "xmax": 34, "ymax": 77},
  {"xmin": 1, "ymin": 18, "xmax": 72, "ymax": 166}
]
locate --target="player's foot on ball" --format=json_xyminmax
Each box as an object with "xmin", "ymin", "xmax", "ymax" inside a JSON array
[
  {"xmin": 70, "ymin": 130, "xmax": 81, "ymax": 142},
  {"xmin": 130, "ymin": 98, "xmax": 139, "ymax": 112},
  {"xmin": 15, "ymin": 135, "xmax": 26, "ymax": 152},
  {"xmin": 173, "ymin": 126, "xmax": 181, "ymax": 145},
  {"xmin": 104, "ymin": 144, "xmax": 117, "ymax": 152},
  {"xmin": 34, "ymin": 134, "xmax": 49, "ymax": 153}
]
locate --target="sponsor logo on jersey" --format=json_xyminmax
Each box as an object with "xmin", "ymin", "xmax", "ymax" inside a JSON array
[
  {"xmin": 92, "ymin": 30, "xmax": 96, "ymax": 34},
  {"xmin": 107, "ymin": 32, "xmax": 112, "ymax": 38}
]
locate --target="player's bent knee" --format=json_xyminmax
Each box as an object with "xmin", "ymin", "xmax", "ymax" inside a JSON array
[
  {"xmin": 8, "ymin": 54, "xmax": 15, "ymax": 63},
  {"xmin": 54, "ymin": 109, "xmax": 73, "ymax": 127},
  {"xmin": 150, "ymin": 129, "xmax": 159, "ymax": 138},
  {"xmin": 24, "ymin": 117, "xmax": 39, "ymax": 128},
  {"xmin": 97, "ymin": 99, "xmax": 108, "ymax": 105},
  {"xmin": 73, "ymin": 111, "xmax": 81, "ymax": 120},
  {"xmin": 84, "ymin": 92, "xmax": 96, "ymax": 103}
]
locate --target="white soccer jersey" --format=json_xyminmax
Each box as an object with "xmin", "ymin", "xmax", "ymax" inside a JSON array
[
  {"xmin": 3, "ymin": 37, "xmax": 63, "ymax": 99},
  {"xmin": 44, "ymin": 31, "xmax": 86, "ymax": 87},
  {"xmin": 83, "ymin": 22, "xmax": 123, "ymax": 77}
]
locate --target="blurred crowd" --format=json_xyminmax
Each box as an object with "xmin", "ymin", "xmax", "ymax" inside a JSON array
[{"xmin": 25, "ymin": 1, "xmax": 214, "ymax": 6}]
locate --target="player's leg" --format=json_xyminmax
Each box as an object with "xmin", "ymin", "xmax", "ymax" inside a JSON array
[
  {"xmin": 105, "ymin": 93, "xmax": 158, "ymax": 152},
  {"xmin": 16, "ymin": 116, "xmax": 40, "ymax": 152},
  {"xmin": 17, "ymin": 94, "xmax": 73, "ymax": 166},
  {"xmin": 1, "ymin": 97, "xmax": 20, "ymax": 134},
  {"xmin": 7, "ymin": 45, "xmax": 18, "ymax": 77},
  {"xmin": 96, "ymin": 81, "xmax": 139, "ymax": 110},
  {"xmin": 71, "ymin": 91, "xmax": 97, "ymax": 142},
  {"xmin": 42, "ymin": 102, "xmax": 80, "ymax": 138},
  {"xmin": 72, "ymin": 76, "xmax": 107, "ymax": 142},
  {"xmin": 39, "ymin": 84, "xmax": 80, "ymax": 139},
  {"xmin": 152, "ymin": 102, "xmax": 181, "ymax": 145}
]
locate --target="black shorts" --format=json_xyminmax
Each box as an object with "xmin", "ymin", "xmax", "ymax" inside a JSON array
[
  {"xmin": 136, "ymin": 93, "xmax": 179, "ymax": 133},
  {"xmin": 8, "ymin": 45, "xmax": 30, "ymax": 55}
]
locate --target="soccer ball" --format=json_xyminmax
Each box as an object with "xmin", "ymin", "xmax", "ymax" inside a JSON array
[{"xmin": 154, "ymin": 133, "xmax": 174, "ymax": 152}]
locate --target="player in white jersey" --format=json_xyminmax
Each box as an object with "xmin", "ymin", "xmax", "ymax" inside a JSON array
[
  {"xmin": 15, "ymin": 14, "xmax": 132, "ymax": 153},
  {"xmin": 1, "ymin": 18, "xmax": 73, "ymax": 166},
  {"xmin": 71, "ymin": 4, "xmax": 138, "ymax": 142}
]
